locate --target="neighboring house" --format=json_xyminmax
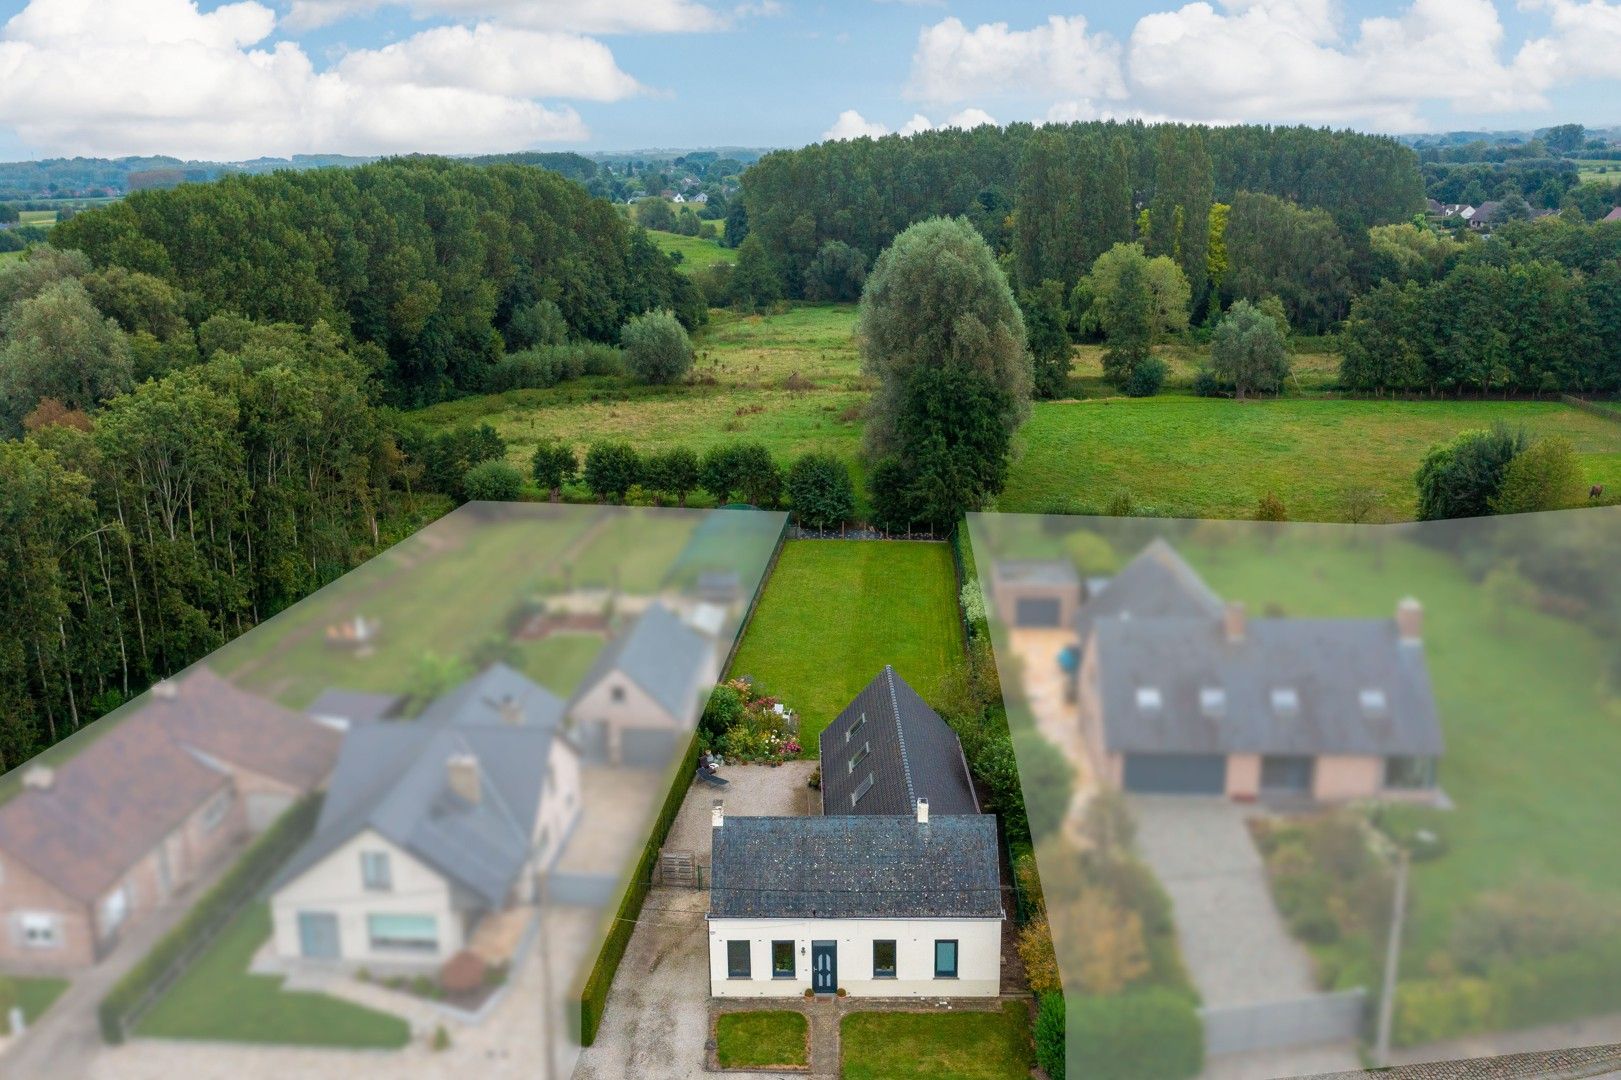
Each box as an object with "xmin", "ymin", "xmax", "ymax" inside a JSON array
[
  {"xmin": 0, "ymin": 669, "xmax": 337, "ymax": 969},
  {"xmin": 990, "ymin": 559, "xmax": 1081, "ymax": 628},
  {"xmin": 568, "ymin": 603, "xmax": 716, "ymax": 766},
  {"xmin": 1602, "ymin": 206, "xmax": 1621, "ymax": 223},
  {"xmin": 1071, "ymin": 541, "xmax": 1444, "ymax": 802},
  {"xmin": 693, "ymin": 192, "xmax": 709, "ymax": 204},
  {"xmin": 818, "ymin": 666, "xmax": 978, "ymax": 817},
  {"xmin": 269, "ymin": 665, "xmax": 580, "ymax": 972},
  {"xmin": 1425, "ymin": 198, "xmax": 1445, "ymax": 215},
  {"xmin": 707, "ymin": 804, "xmax": 1002, "ymax": 998}
]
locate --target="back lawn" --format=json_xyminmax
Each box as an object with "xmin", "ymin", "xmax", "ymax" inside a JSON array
[
  {"xmin": 714, "ymin": 1009, "xmax": 808, "ymax": 1069},
  {"xmin": 136, "ymin": 902, "xmax": 409, "ymax": 1047},
  {"xmin": 1, "ymin": 976, "xmax": 69, "ymax": 1034},
  {"xmin": 841, "ymin": 1002, "xmax": 1034, "ymax": 1080},
  {"xmin": 726, "ymin": 540, "xmax": 964, "ymax": 750}
]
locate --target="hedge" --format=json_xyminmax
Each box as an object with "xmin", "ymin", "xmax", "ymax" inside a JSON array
[
  {"xmin": 98, "ymin": 795, "xmax": 322, "ymax": 1044},
  {"xmin": 577, "ymin": 729, "xmax": 701, "ymax": 1045},
  {"xmin": 1394, "ymin": 936, "xmax": 1621, "ymax": 1047},
  {"xmin": 1066, "ymin": 989, "xmax": 1204, "ymax": 1080},
  {"xmin": 1034, "ymin": 992, "xmax": 1066, "ymax": 1079}
]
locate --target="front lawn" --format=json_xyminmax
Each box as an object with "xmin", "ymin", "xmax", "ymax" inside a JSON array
[
  {"xmin": 136, "ymin": 903, "xmax": 410, "ymax": 1048},
  {"xmin": 0, "ymin": 975, "xmax": 69, "ymax": 1034},
  {"xmin": 726, "ymin": 540, "xmax": 965, "ymax": 750},
  {"xmin": 714, "ymin": 1009, "xmax": 808, "ymax": 1069},
  {"xmin": 841, "ymin": 1002, "xmax": 1034, "ymax": 1080}
]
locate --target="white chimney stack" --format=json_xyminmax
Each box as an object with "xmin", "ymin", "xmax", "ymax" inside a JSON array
[
  {"xmin": 916, "ymin": 798, "xmax": 929, "ymax": 825},
  {"xmin": 1223, "ymin": 601, "xmax": 1247, "ymax": 644},
  {"xmin": 711, "ymin": 799, "xmax": 725, "ymax": 828},
  {"xmin": 152, "ymin": 679, "xmax": 178, "ymax": 700},
  {"xmin": 1396, "ymin": 597, "xmax": 1423, "ymax": 643},
  {"xmin": 22, "ymin": 765, "xmax": 54, "ymax": 792},
  {"xmin": 446, "ymin": 754, "xmax": 481, "ymax": 805}
]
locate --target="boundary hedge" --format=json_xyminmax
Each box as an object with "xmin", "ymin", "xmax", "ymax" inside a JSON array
[{"xmin": 98, "ymin": 795, "xmax": 321, "ymax": 1044}]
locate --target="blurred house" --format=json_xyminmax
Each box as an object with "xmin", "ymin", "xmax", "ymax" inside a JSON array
[
  {"xmin": 568, "ymin": 603, "xmax": 716, "ymax": 766},
  {"xmin": 0, "ymin": 669, "xmax": 338, "ymax": 969},
  {"xmin": 1071, "ymin": 541, "xmax": 1444, "ymax": 802},
  {"xmin": 268, "ymin": 664, "xmax": 579, "ymax": 973}
]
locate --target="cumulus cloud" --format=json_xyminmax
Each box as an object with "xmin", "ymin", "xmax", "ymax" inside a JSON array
[
  {"xmin": 285, "ymin": 0, "xmax": 743, "ymax": 33},
  {"xmin": 820, "ymin": 107, "xmax": 998, "ymax": 141},
  {"xmin": 907, "ymin": 15, "xmax": 1126, "ymax": 106},
  {"xmin": 0, "ymin": 0, "xmax": 594, "ymax": 158},
  {"xmin": 822, "ymin": 109, "xmax": 892, "ymax": 140}
]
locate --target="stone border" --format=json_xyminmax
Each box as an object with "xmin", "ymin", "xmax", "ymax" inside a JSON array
[{"xmin": 706, "ymin": 1003, "xmax": 812, "ymax": 1073}]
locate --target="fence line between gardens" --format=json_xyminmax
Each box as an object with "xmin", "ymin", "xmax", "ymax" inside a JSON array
[
  {"xmin": 1561, "ymin": 394, "xmax": 1621, "ymax": 424},
  {"xmin": 99, "ymin": 796, "xmax": 322, "ymax": 1044},
  {"xmin": 719, "ymin": 515, "xmax": 790, "ymax": 679},
  {"xmin": 1197, "ymin": 988, "xmax": 1367, "ymax": 1057},
  {"xmin": 783, "ymin": 524, "xmax": 949, "ymax": 542}
]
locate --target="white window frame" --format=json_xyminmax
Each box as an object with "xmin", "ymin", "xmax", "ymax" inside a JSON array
[
  {"xmin": 200, "ymin": 788, "xmax": 231, "ymax": 831},
  {"xmin": 360, "ymin": 850, "xmax": 393, "ymax": 891},
  {"xmin": 1136, "ymin": 686, "xmax": 1162, "ymax": 712},
  {"xmin": 18, "ymin": 910, "xmax": 62, "ymax": 949}
]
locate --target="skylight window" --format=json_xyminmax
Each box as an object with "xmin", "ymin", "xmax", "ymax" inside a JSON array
[
  {"xmin": 1136, "ymin": 686, "xmax": 1162, "ymax": 711},
  {"xmin": 846, "ymin": 712, "xmax": 866, "ymax": 743},
  {"xmin": 1271, "ymin": 687, "xmax": 1300, "ymax": 716},
  {"xmin": 1199, "ymin": 687, "xmax": 1226, "ymax": 717},
  {"xmin": 848, "ymin": 742, "xmax": 871, "ymax": 774},
  {"xmin": 851, "ymin": 774, "xmax": 875, "ymax": 806},
  {"xmin": 1360, "ymin": 688, "xmax": 1389, "ymax": 717}
]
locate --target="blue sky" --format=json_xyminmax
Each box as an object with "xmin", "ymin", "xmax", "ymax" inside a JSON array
[{"xmin": 0, "ymin": 0, "xmax": 1617, "ymax": 161}]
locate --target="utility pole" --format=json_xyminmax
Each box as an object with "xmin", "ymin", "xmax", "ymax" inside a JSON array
[{"xmin": 1374, "ymin": 846, "xmax": 1410, "ymax": 1065}]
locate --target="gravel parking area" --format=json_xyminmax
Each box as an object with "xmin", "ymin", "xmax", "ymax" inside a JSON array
[{"xmin": 663, "ymin": 761, "xmax": 820, "ymax": 862}]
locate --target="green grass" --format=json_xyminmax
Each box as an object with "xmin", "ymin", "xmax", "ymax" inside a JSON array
[
  {"xmin": 1, "ymin": 976, "xmax": 69, "ymax": 1034},
  {"xmin": 714, "ymin": 1010, "xmax": 809, "ymax": 1068},
  {"xmin": 1576, "ymin": 160, "xmax": 1621, "ymax": 186},
  {"xmin": 1181, "ymin": 533, "xmax": 1621, "ymax": 980},
  {"xmin": 136, "ymin": 903, "xmax": 410, "ymax": 1047},
  {"xmin": 512, "ymin": 633, "xmax": 603, "ymax": 697},
  {"xmin": 16, "ymin": 210, "xmax": 56, "ymax": 227},
  {"xmin": 409, "ymin": 303, "xmax": 1621, "ymax": 523},
  {"xmin": 0, "ymin": 249, "xmax": 23, "ymax": 264},
  {"xmin": 841, "ymin": 1002, "xmax": 1034, "ymax": 1080},
  {"xmin": 1006, "ymin": 397, "xmax": 1621, "ymax": 520},
  {"xmin": 647, "ymin": 228, "xmax": 734, "ymax": 273},
  {"xmin": 727, "ymin": 540, "xmax": 964, "ymax": 750}
]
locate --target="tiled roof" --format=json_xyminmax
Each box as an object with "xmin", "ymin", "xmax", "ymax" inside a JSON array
[
  {"xmin": 147, "ymin": 667, "xmax": 340, "ymax": 789},
  {"xmin": 818, "ymin": 667, "xmax": 978, "ymax": 817},
  {"xmin": 709, "ymin": 814, "xmax": 1002, "ymax": 919}
]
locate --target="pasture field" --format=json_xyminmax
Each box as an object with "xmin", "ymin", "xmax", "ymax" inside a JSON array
[
  {"xmin": 647, "ymin": 228, "xmax": 734, "ymax": 272},
  {"xmin": 1576, "ymin": 160, "xmax": 1621, "ymax": 185},
  {"xmin": 16, "ymin": 209, "xmax": 56, "ymax": 227},
  {"xmin": 725, "ymin": 539, "xmax": 964, "ymax": 751},
  {"xmin": 411, "ymin": 302, "xmax": 1621, "ymax": 523}
]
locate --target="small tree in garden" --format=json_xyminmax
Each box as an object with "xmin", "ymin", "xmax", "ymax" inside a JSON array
[
  {"xmin": 462, "ymin": 459, "xmax": 524, "ymax": 501},
  {"xmin": 730, "ymin": 442, "xmax": 783, "ymax": 507},
  {"xmin": 645, "ymin": 446, "xmax": 701, "ymax": 506},
  {"xmin": 785, "ymin": 452, "xmax": 855, "ymax": 529},
  {"xmin": 620, "ymin": 309, "xmax": 694, "ymax": 385},
  {"xmin": 530, "ymin": 440, "xmax": 577, "ymax": 501},
  {"xmin": 1210, "ymin": 299, "xmax": 1291, "ymax": 399},
  {"xmin": 583, "ymin": 440, "xmax": 641, "ymax": 502}
]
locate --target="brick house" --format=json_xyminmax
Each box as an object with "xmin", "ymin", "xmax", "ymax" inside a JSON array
[{"xmin": 0, "ymin": 669, "xmax": 339, "ymax": 970}]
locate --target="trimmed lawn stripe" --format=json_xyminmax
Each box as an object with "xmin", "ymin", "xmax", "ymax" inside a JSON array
[
  {"xmin": 714, "ymin": 1009, "xmax": 808, "ymax": 1068},
  {"xmin": 841, "ymin": 1002, "xmax": 1034, "ymax": 1080},
  {"xmin": 727, "ymin": 540, "xmax": 964, "ymax": 752}
]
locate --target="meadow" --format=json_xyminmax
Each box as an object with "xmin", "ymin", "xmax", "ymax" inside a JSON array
[
  {"xmin": 1576, "ymin": 160, "xmax": 1621, "ymax": 186},
  {"xmin": 412, "ymin": 302, "xmax": 1621, "ymax": 523},
  {"xmin": 647, "ymin": 227, "xmax": 735, "ymax": 272},
  {"xmin": 15, "ymin": 209, "xmax": 57, "ymax": 227}
]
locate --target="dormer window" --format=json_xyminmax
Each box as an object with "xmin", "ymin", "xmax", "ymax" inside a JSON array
[
  {"xmin": 1359, "ymin": 688, "xmax": 1389, "ymax": 717},
  {"xmin": 1271, "ymin": 687, "xmax": 1300, "ymax": 717},
  {"xmin": 1136, "ymin": 686, "xmax": 1162, "ymax": 712},
  {"xmin": 1199, "ymin": 687, "xmax": 1226, "ymax": 717}
]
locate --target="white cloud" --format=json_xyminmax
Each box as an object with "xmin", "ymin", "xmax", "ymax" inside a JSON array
[
  {"xmin": 1518, "ymin": 0, "xmax": 1621, "ymax": 81},
  {"xmin": 898, "ymin": 113, "xmax": 934, "ymax": 136},
  {"xmin": 822, "ymin": 109, "xmax": 891, "ymax": 140},
  {"xmin": 285, "ymin": 0, "xmax": 742, "ymax": 33},
  {"xmin": 336, "ymin": 23, "xmax": 644, "ymax": 102},
  {"xmin": 0, "ymin": 0, "xmax": 592, "ymax": 158},
  {"xmin": 907, "ymin": 15, "xmax": 1126, "ymax": 106}
]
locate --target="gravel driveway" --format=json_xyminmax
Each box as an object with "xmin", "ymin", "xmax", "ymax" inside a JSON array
[{"xmin": 1130, "ymin": 796, "xmax": 1318, "ymax": 1007}]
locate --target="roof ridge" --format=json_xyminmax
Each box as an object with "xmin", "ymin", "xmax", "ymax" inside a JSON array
[{"xmin": 885, "ymin": 665, "xmax": 916, "ymax": 810}]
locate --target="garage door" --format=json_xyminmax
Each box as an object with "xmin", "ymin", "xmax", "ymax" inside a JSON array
[
  {"xmin": 1015, "ymin": 597, "xmax": 1062, "ymax": 627},
  {"xmin": 1124, "ymin": 753, "xmax": 1226, "ymax": 794}
]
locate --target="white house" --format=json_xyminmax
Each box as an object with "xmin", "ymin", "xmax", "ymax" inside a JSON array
[
  {"xmin": 706, "ymin": 802, "xmax": 1004, "ymax": 998},
  {"xmin": 268, "ymin": 665, "xmax": 580, "ymax": 972}
]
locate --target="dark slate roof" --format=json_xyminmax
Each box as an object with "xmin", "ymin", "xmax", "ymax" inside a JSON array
[
  {"xmin": 1095, "ymin": 615, "xmax": 1443, "ymax": 757},
  {"xmin": 307, "ymin": 689, "xmax": 401, "ymax": 727},
  {"xmin": 994, "ymin": 559, "xmax": 1081, "ymax": 587},
  {"xmin": 570, "ymin": 603, "xmax": 711, "ymax": 722},
  {"xmin": 417, "ymin": 662, "xmax": 564, "ymax": 729},
  {"xmin": 272, "ymin": 668, "xmax": 564, "ymax": 907},
  {"xmin": 709, "ymin": 815, "xmax": 1002, "ymax": 919},
  {"xmin": 1075, "ymin": 538, "xmax": 1225, "ymax": 643},
  {"xmin": 818, "ymin": 667, "xmax": 978, "ymax": 817}
]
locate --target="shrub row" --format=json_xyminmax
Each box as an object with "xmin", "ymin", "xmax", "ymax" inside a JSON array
[
  {"xmin": 98, "ymin": 796, "xmax": 322, "ymax": 1044},
  {"xmin": 1064, "ymin": 988, "xmax": 1204, "ymax": 1080},
  {"xmin": 578, "ymin": 730, "xmax": 701, "ymax": 1045},
  {"xmin": 480, "ymin": 342, "xmax": 624, "ymax": 392}
]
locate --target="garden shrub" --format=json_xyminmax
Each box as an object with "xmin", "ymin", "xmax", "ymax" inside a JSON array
[
  {"xmin": 462, "ymin": 459, "xmax": 524, "ymax": 502},
  {"xmin": 481, "ymin": 342, "xmax": 622, "ymax": 391},
  {"xmin": 1067, "ymin": 989, "xmax": 1203, "ymax": 1080},
  {"xmin": 1120, "ymin": 356, "xmax": 1168, "ymax": 397},
  {"xmin": 1034, "ymin": 993, "xmax": 1066, "ymax": 1080}
]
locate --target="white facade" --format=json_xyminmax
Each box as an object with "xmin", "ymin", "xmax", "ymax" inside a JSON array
[{"xmin": 707, "ymin": 916, "xmax": 1002, "ymax": 998}]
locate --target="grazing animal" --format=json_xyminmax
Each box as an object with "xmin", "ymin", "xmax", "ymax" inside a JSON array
[{"xmin": 1591, "ymin": 484, "xmax": 1605, "ymax": 501}]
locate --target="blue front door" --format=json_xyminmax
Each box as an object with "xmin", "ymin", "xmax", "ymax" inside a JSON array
[
  {"xmin": 811, "ymin": 941, "xmax": 837, "ymax": 994},
  {"xmin": 298, "ymin": 911, "xmax": 340, "ymax": 959}
]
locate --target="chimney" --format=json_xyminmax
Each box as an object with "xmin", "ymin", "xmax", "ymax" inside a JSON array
[
  {"xmin": 711, "ymin": 799, "xmax": 725, "ymax": 828},
  {"xmin": 152, "ymin": 679, "xmax": 178, "ymax": 700},
  {"xmin": 22, "ymin": 765, "xmax": 54, "ymax": 792},
  {"xmin": 1223, "ymin": 601, "xmax": 1247, "ymax": 644},
  {"xmin": 916, "ymin": 798, "xmax": 929, "ymax": 825},
  {"xmin": 1396, "ymin": 597, "xmax": 1423, "ymax": 643},
  {"xmin": 446, "ymin": 754, "xmax": 481, "ymax": 804}
]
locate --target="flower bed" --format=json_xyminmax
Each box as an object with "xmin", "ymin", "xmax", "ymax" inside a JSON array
[{"xmin": 703, "ymin": 677, "xmax": 801, "ymax": 763}]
